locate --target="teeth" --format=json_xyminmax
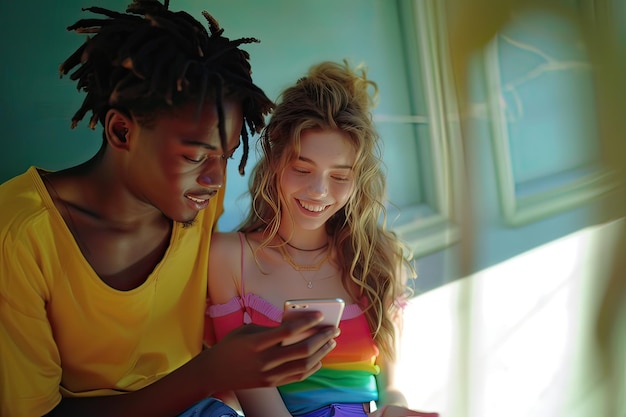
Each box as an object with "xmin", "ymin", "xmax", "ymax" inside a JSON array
[
  {"xmin": 187, "ymin": 195, "xmax": 207, "ymax": 204},
  {"xmin": 299, "ymin": 200, "xmax": 327, "ymax": 212}
]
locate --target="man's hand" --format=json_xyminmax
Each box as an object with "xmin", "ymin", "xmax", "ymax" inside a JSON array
[{"xmin": 202, "ymin": 310, "xmax": 339, "ymax": 391}]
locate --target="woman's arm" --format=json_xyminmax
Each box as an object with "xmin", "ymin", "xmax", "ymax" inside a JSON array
[
  {"xmin": 236, "ymin": 387, "xmax": 293, "ymax": 417},
  {"xmin": 375, "ymin": 345, "xmax": 409, "ymax": 408},
  {"xmin": 372, "ymin": 326, "xmax": 439, "ymax": 417},
  {"xmin": 207, "ymin": 232, "xmax": 245, "ymax": 306},
  {"xmin": 371, "ymin": 268, "xmax": 439, "ymax": 417},
  {"xmin": 376, "ymin": 262, "xmax": 411, "ymax": 408},
  {"xmin": 205, "ymin": 232, "xmax": 295, "ymax": 417}
]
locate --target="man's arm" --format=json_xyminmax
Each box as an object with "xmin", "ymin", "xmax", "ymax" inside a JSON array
[{"xmin": 45, "ymin": 312, "xmax": 337, "ymax": 417}]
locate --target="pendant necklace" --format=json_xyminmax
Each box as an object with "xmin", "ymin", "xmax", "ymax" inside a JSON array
[{"xmin": 294, "ymin": 265, "xmax": 335, "ymax": 289}]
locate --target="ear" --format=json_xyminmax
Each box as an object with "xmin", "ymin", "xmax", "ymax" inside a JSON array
[{"xmin": 104, "ymin": 109, "xmax": 134, "ymax": 150}]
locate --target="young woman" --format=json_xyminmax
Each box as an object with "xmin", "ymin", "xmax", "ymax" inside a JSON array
[{"xmin": 207, "ymin": 61, "xmax": 438, "ymax": 417}]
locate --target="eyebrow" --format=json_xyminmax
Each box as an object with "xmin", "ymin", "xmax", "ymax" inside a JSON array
[
  {"xmin": 298, "ymin": 155, "xmax": 353, "ymax": 170},
  {"xmin": 181, "ymin": 139, "xmax": 241, "ymax": 154}
]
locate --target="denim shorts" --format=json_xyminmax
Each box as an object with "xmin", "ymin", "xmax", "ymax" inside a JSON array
[{"xmin": 177, "ymin": 397, "xmax": 240, "ymax": 417}]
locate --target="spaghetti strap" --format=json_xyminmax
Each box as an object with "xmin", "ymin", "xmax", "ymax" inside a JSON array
[
  {"xmin": 237, "ymin": 232, "xmax": 246, "ymax": 297},
  {"xmin": 237, "ymin": 232, "xmax": 253, "ymax": 324}
]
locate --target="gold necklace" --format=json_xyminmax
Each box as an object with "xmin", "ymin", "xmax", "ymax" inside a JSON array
[
  {"xmin": 277, "ymin": 242, "xmax": 329, "ymax": 272},
  {"xmin": 277, "ymin": 234, "xmax": 329, "ymax": 252}
]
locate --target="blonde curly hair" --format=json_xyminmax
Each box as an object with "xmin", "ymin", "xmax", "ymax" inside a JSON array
[{"xmin": 239, "ymin": 60, "xmax": 414, "ymax": 360}]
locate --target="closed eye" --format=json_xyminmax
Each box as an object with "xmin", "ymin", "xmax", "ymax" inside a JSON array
[
  {"xmin": 184, "ymin": 155, "xmax": 208, "ymax": 163},
  {"xmin": 184, "ymin": 151, "xmax": 234, "ymax": 164}
]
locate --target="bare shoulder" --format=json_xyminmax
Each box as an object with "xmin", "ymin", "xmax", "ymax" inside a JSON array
[
  {"xmin": 208, "ymin": 232, "xmax": 241, "ymax": 269},
  {"xmin": 210, "ymin": 231, "xmax": 241, "ymax": 252},
  {"xmin": 208, "ymin": 232, "xmax": 242, "ymax": 303}
]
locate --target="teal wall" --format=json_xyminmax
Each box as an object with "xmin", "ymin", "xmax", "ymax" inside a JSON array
[
  {"xmin": 0, "ymin": 0, "xmax": 413, "ymax": 231},
  {"xmin": 0, "ymin": 1, "xmax": 123, "ymax": 180},
  {"xmin": 0, "ymin": 1, "xmax": 618, "ymax": 294}
]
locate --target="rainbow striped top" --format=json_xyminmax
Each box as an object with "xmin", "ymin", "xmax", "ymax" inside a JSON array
[{"xmin": 208, "ymin": 293, "xmax": 380, "ymax": 415}]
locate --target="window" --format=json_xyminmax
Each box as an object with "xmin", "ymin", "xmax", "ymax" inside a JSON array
[
  {"xmin": 383, "ymin": 0, "xmax": 462, "ymax": 257},
  {"xmin": 483, "ymin": 8, "xmax": 613, "ymax": 226}
]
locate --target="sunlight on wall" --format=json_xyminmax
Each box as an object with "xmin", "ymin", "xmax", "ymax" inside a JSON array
[{"xmin": 395, "ymin": 218, "xmax": 623, "ymax": 417}]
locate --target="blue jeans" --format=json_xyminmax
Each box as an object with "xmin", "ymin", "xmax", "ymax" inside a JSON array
[{"xmin": 177, "ymin": 398, "xmax": 239, "ymax": 417}]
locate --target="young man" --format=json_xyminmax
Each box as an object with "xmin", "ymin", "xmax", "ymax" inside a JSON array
[{"xmin": 0, "ymin": 2, "xmax": 338, "ymax": 416}]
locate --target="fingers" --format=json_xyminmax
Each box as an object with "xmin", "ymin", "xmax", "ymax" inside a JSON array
[
  {"xmin": 285, "ymin": 326, "xmax": 339, "ymax": 362},
  {"xmin": 247, "ymin": 320, "xmax": 340, "ymax": 386},
  {"xmin": 244, "ymin": 310, "xmax": 325, "ymax": 351},
  {"xmin": 262, "ymin": 334, "xmax": 338, "ymax": 385},
  {"xmin": 213, "ymin": 312, "xmax": 340, "ymax": 388},
  {"xmin": 259, "ymin": 324, "xmax": 339, "ymax": 371}
]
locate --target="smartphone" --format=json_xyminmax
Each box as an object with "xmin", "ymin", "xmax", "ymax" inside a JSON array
[{"xmin": 281, "ymin": 298, "xmax": 345, "ymax": 346}]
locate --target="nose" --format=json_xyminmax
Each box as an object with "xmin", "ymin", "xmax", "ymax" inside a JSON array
[
  {"xmin": 307, "ymin": 174, "xmax": 328, "ymax": 198},
  {"xmin": 197, "ymin": 158, "xmax": 226, "ymax": 189}
]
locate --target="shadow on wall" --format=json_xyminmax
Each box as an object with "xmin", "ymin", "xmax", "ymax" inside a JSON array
[{"xmin": 444, "ymin": 0, "xmax": 626, "ymax": 416}]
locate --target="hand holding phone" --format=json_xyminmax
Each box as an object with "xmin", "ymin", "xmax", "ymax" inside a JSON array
[{"xmin": 282, "ymin": 298, "xmax": 345, "ymax": 346}]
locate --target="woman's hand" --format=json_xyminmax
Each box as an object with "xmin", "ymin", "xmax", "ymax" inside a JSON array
[{"xmin": 369, "ymin": 405, "xmax": 439, "ymax": 417}]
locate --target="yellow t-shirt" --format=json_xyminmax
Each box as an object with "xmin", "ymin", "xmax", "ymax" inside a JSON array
[{"xmin": 0, "ymin": 167, "xmax": 224, "ymax": 417}]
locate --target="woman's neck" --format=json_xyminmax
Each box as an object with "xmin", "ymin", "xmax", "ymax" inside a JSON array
[{"xmin": 276, "ymin": 227, "xmax": 328, "ymax": 252}]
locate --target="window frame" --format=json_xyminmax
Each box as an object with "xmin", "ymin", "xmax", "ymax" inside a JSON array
[
  {"xmin": 483, "ymin": 8, "xmax": 615, "ymax": 227},
  {"xmin": 384, "ymin": 0, "xmax": 463, "ymax": 257}
]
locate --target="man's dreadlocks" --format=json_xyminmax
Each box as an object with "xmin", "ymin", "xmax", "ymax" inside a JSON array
[{"xmin": 59, "ymin": 0, "xmax": 274, "ymax": 175}]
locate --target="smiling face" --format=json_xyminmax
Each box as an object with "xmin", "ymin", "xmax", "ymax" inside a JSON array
[
  {"xmin": 279, "ymin": 129, "xmax": 356, "ymax": 233},
  {"xmin": 123, "ymin": 99, "xmax": 243, "ymax": 224}
]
